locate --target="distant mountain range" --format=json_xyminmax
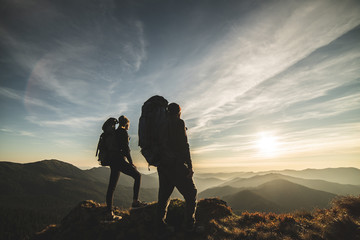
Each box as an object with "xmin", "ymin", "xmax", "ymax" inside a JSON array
[
  {"xmin": 1, "ymin": 159, "xmax": 359, "ymax": 239},
  {"xmin": 226, "ymin": 179, "xmax": 336, "ymax": 213},
  {"xmin": 2, "ymin": 159, "xmax": 359, "ymax": 211},
  {"xmin": 0, "ymin": 160, "xmax": 158, "ymax": 210},
  {"xmin": 198, "ymin": 169, "xmax": 360, "ymax": 213},
  {"xmin": 2, "ymin": 160, "xmax": 359, "ymax": 207},
  {"xmin": 199, "ymin": 178, "xmax": 339, "ymax": 213},
  {"xmin": 195, "ymin": 167, "xmax": 360, "ymax": 185},
  {"xmin": 218, "ymin": 172, "xmax": 360, "ymax": 195}
]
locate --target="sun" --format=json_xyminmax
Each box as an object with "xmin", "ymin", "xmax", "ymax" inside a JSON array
[{"xmin": 256, "ymin": 132, "xmax": 279, "ymax": 157}]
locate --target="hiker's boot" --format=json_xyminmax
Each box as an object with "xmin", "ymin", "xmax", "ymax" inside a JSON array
[{"xmin": 131, "ymin": 200, "xmax": 148, "ymax": 209}]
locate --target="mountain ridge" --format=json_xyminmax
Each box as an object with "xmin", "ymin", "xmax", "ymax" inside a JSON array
[
  {"xmin": 218, "ymin": 179, "xmax": 337, "ymax": 213},
  {"xmin": 217, "ymin": 172, "xmax": 360, "ymax": 195}
]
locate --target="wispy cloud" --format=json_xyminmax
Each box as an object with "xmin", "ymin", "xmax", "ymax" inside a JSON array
[
  {"xmin": 278, "ymin": 93, "xmax": 360, "ymax": 123},
  {"xmin": 220, "ymin": 47, "xmax": 360, "ymax": 123},
  {"xmin": 168, "ymin": 1, "xmax": 360, "ymax": 161},
  {"xmin": 181, "ymin": 0, "xmax": 360, "ymax": 135},
  {"xmin": 276, "ymin": 123, "xmax": 360, "ymax": 157},
  {"xmin": 25, "ymin": 21, "xmax": 146, "ymax": 107},
  {"xmin": 1, "ymin": 0, "xmax": 147, "ymax": 132},
  {"xmin": 0, "ymin": 87, "xmax": 60, "ymax": 113},
  {"xmin": 0, "ymin": 128, "xmax": 35, "ymax": 137},
  {"xmin": 25, "ymin": 115, "xmax": 103, "ymax": 129}
]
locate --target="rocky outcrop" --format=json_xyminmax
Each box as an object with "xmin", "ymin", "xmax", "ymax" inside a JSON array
[
  {"xmin": 33, "ymin": 196, "xmax": 360, "ymax": 240},
  {"xmin": 33, "ymin": 198, "xmax": 232, "ymax": 240}
]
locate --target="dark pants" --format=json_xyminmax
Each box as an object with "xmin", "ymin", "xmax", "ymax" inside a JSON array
[
  {"xmin": 157, "ymin": 163, "xmax": 197, "ymax": 226},
  {"xmin": 106, "ymin": 159, "xmax": 141, "ymax": 211}
]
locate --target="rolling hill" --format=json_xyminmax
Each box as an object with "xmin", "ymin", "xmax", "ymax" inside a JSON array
[
  {"xmin": 198, "ymin": 185, "xmax": 242, "ymax": 199},
  {"xmin": 276, "ymin": 167, "xmax": 360, "ymax": 185},
  {"xmin": 222, "ymin": 189, "xmax": 280, "ymax": 213},
  {"xmin": 195, "ymin": 167, "xmax": 360, "ymax": 186},
  {"xmin": 0, "ymin": 160, "xmax": 159, "ymax": 209},
  {"xmin": 218, "ymin": 173, "xmax": 360, "ymax": 195},
  {"xmin": 0, "ymin": 160, "xmax": 158, "ymax": 240},
  {"xmin": 254, "ymin": 179, "xmax": 336, "ymax": 212},
  {"xmin": 216, "ymin": 179, "xmax": 337, "ymax": 213}
]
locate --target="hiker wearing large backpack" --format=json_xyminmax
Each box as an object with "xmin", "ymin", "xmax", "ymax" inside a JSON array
[
  {"xmin": 138, "ymin": 96, "xmax": 198, "ymax": 236},
  {"xmin": 157, "ymin": 103, "xmax": 197, "ymax": 236},
  {"xmin": 105, "ymin": 115, "xmax": 147, "ymax": 220}
]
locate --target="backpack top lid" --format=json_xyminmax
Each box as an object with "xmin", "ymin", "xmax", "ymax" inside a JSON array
[
  {"xmin": 138, "ymin": 95, "xmax": 168, "ymax": 148},
  {"xmin": 144, "ymin": 95, "xmax": 168, "ymax": 108},
  {"xmin": 102, "ymin": 117, "xmax": 118, "ymax": 132}
]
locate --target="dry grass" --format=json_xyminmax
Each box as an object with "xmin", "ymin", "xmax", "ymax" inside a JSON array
[
  {"xmin": 202, "ymin": 195, "xmax": 360, "ymax": 240},
  {"xmin": 33, "ymin": 195, "xmax": 360, "ymax": 240}
]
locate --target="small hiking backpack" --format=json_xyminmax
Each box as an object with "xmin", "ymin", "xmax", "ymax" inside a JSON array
[
  {"xmin": 95, "ymin": 117, "xmax": 118, "ymax": 166},
  {"xmin": 138, "ymin": 95, "xmax": 168, "ymax": 169}
]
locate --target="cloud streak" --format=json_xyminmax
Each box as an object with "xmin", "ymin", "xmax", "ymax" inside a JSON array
[
  {"xmin": 0, "ymin": 87, "xmax": 61, "ymax": 113},
  {"xmin": 182, "ymin": 0, "xmax": 360, "ymax": 135},
  {"xmin": 0, "ymin": 128, "xmax": 35, "ymax": 137}
]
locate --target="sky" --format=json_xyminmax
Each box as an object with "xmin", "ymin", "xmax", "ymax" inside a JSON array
[{"xmin": 0, "ymin": 0, "xmax": 359, "ymax": 172}]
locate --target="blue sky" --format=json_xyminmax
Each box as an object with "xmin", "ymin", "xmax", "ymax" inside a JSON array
[{"xmin": 1, "ymin": 0, "xmax": 359, "ymax": 172}]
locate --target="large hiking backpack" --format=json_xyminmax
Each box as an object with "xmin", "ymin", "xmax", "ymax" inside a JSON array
[
  {"xmin": 95, "ymin": 117, "xmax": 118, "ymax": 166},
  {"xmin": 138, "ymin": 95, "xmax": 168, "ymax": 168}
]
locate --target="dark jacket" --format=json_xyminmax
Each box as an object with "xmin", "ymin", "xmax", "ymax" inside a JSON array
[
  {"xmin": 167, "ymin": 116, "xmax": 192, "ymax": 169},
  {"xmin": 115, "ymin": 127, "xmax": 133, "ymax": 165}
]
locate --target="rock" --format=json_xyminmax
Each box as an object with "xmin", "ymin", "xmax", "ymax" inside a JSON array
[{"xmin": 32, "ymin": 199, "xmax": 222, "ymax": 240}]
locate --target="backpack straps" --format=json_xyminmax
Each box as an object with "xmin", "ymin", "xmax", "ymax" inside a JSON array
[{"xmin": 95, "ymin": 133, "xmax": 104, "ymax": 157}]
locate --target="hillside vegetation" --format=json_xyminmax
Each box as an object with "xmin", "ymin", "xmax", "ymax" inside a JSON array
[{"xmin": 33, "ymin": 195, "xmax": 360, "ymax": 240}]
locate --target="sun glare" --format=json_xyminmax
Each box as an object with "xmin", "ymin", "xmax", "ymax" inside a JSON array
[{"xmin": 256, "ymin": 132, "xmax": 279, "ymax": 157}]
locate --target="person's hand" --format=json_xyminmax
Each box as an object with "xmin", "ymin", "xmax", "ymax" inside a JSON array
[{"xmin": 187, "ymin": 168, "xmax": 194, "ymax": 178}]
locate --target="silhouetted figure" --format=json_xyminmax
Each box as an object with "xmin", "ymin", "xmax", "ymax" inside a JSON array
[
  {"xmin": 157, "ymin": 103, "xmax": 197, "ymax": 236},
  {"xmin": 106, "ymin": 115, "xmax": 147, "ymax": 220}
]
